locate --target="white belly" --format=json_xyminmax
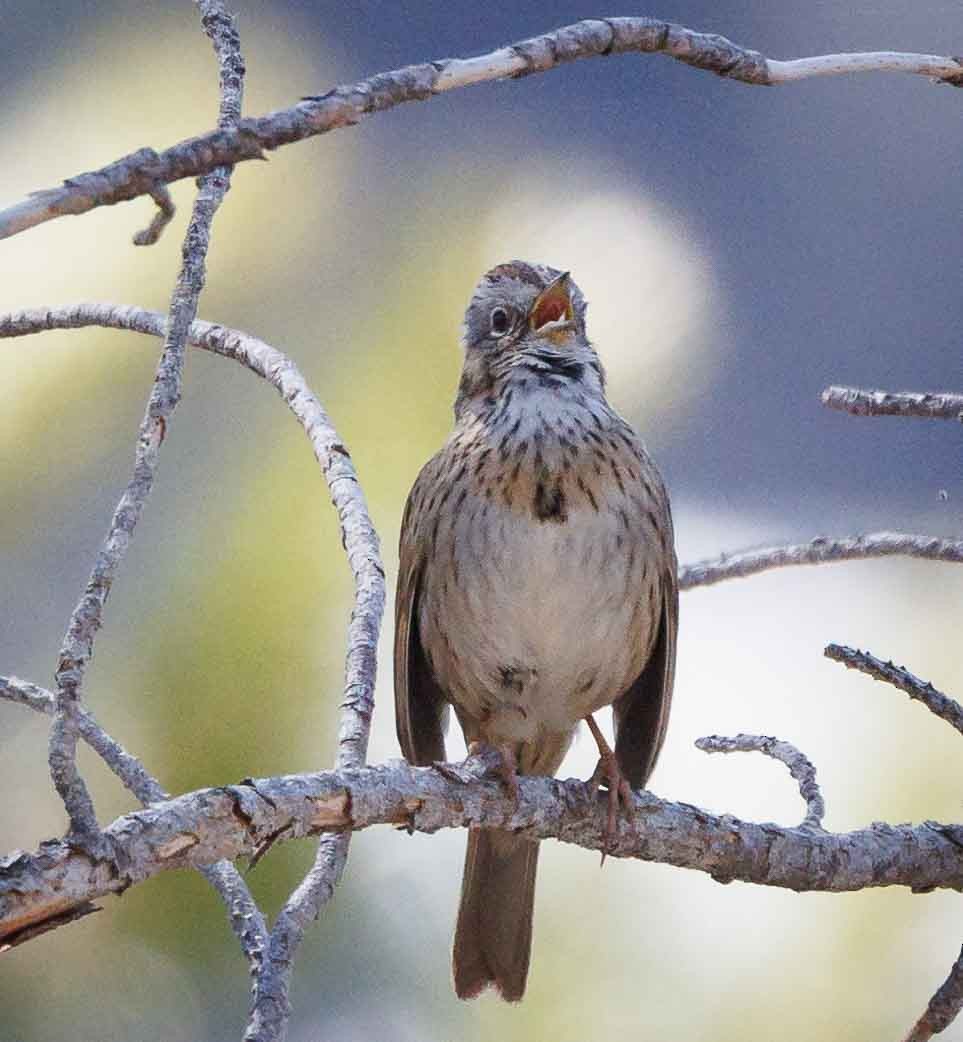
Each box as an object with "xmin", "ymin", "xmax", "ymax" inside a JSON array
[{"xmin": 419, "ymin": 488, "xmax": 658, "ymax": 744}]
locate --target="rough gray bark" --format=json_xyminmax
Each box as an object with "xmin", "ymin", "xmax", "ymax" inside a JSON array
[
  {"xmin": 5, "ymin": 755, "xmax": 963, "ymax": 952},
  {"xmin": 0, "ymin": 17, "xmax": 961, "ymax": 241},
  {"xmin": 826, "ymin": 645, "xmax": 963, "ymax": 737},
  {"xmin": 0, "ymin": 675, "xmax": 268, "ymax": 968}
]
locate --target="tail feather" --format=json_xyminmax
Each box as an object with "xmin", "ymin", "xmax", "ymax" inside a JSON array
[{"xmin": 452, "ymin": 829, "xmax": 539, "ymax": 1002}]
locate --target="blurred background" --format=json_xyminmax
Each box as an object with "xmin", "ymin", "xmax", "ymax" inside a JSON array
[{"xmin": 2, "ymin": 1, "xmax": 962, "ymax": 1039}]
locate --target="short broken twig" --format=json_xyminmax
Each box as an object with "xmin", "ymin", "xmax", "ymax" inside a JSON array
[{"xmin": 822, "ymin": 386, "xmax": 963, "ymax": 422}]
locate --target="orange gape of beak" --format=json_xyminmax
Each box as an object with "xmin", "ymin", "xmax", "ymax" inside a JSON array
[{"xmin": 529, "ymin": 272, "xmax": 574, "ymax": 332}]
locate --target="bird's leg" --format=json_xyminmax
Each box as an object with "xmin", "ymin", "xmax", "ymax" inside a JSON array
[
  {"xmin": 583, "ymin": 715, "xmax": 634, "ymax": 858},
  {"xmin": 466, "ymin": 740, "xmax": 521, "ymax": 806}
]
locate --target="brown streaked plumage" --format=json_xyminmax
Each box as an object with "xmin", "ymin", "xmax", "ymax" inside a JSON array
[{"xmin": 394, "ymin": 261, "xmax": 678, "ymax": 1002}]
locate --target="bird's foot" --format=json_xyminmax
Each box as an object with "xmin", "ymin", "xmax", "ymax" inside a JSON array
[
  {"xmin": 466, "ymin": 741, "xmax": 521, "ymax": 806},
  {"xmin": 583, "ymin": 715, "xmax": 634, "ymax": 862}
]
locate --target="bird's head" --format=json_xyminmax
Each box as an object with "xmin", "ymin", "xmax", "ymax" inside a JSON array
[{"xmin": 456, "ymin": 261, "xmax": 604, "ymax": 415}]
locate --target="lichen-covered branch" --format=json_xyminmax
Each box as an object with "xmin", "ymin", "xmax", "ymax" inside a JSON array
[
  {"xmin": 1, "ymin": 17, "xmax": 961, "ymax": 240},
  {"xmin": 822, "ymin": 386, "xmax": 963, "ymax": 422},
  {"xmin": 679, "ymin": 532, "xmax": 963, "ymax": 589},
  {"xmin": 904, "ymin": 946, "xmax": 963, "ymax": 1042},
  {"xmin": 3, "ymin": 760, "xmax": 962, "ymax": 949},
  {"xmin": 696, "ymin": 733, "xmax": 825, "ymax": 830},
  {"xmin": 825, "ymin": 645, "xmax": 963, "ymax": 737},
  {"xmin": 45, "ymin": 1, "xmax": 245, "ymax": 845}
]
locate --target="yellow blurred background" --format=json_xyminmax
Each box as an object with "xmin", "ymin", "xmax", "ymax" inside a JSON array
[{"xmin": 2, "ymin": 3, "xmax": 962, "ymax": 1040}]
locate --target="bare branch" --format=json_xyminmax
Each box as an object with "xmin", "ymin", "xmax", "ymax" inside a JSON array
[
  {"xmin": 696, "ymin": 733, "xmax": 825, "ymax": 830},
  {"xmin": 825, "ymin": 645, "xmax": 963, "ymax": 737},
  {"xmin": 46, "ymin": 3, "xmax": 244, "ymax": 842},
  {"xmin": 3, "ymin": 761, "xmax": 963, "ymax": 949},
  {"xmin": 0, "ymin": 674, "xmax": 268, "ymax": 967},
  {"xmin": 767, "ymin": 52, "xmax": 963, "ymax": 84},
  {"xmin": 904, "ymin": 946, "xmax": 963, "ymax": 1042},
  {"xmin": 0, "ymin": 299, "xmax": 384, "ymax": 1037},
  {"xmin": 1, "ymin": 17, "xmax": 961, "ymax": 240},
  {"xmin": 822, "ymin": 386, "xmax": 963, "ymax": 421},
  {"xmin": 679, "ymin": 532, "xmax": 963, "ymax": 590}
]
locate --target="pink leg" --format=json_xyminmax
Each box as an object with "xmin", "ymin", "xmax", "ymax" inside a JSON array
[{"xmin": 583, "ymin": 715, "xmax": 634, "ymax": 857}]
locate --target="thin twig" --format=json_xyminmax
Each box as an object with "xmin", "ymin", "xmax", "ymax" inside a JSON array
[
  {"xmin": 904, "ymin": 947, "xmax": 963, "ymax": 1042},
  {"xmin": 679, "ymin": 532, "xmax": 963, "ymax": 590},
  {"xmin": 1, "ymin": 17, "xmax": 961, "ymax": 240},
  {"xmin": 825, "ymin": 645, "xmax": 963, "ymax": 737},
  {"xmin": 5, "ymin": 761, "xmax": 963, "ymax": 949},
  {"xmin": 696, "ymin": 733, "xmax": 825, "ymax": 830},
  {"xmin": 822, "ymin": 386, "xmax": 963, "ymax": 421},
  {"xmin": 46, "ymin": 1, "xmax": 244, "ymax": 843},
  {"xmin": 0, "ymin": 674, "xmax": 267, "ymax": 968}
]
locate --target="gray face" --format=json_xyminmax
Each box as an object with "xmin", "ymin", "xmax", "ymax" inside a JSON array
[{"xmin": 457, "ymin": 261, "xmax": 604, "ymax": 412}]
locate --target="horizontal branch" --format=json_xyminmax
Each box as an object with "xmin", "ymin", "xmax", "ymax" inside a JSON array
[
  {"xmin": 825, "ymin": 645, "xmax": 963, "ymax": 737},
  {"xmin": 679, "ymin": 532, "xmax": 963, "ymax": 589},
  {"xmin": 3, "ymin": 759, "xmax": 962, "ymax": 947},
  {"xmin": 822, "ymin": 386, "xmax": 963, "ymax": 421},
  {"xmin": 1, "ymin": 17, "xmax": 961, "ymax": 240}
]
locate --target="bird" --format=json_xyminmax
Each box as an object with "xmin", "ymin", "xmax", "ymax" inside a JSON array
[{"xmin": 394, "ymin": 260, "xmax": 678, "ymax": 1002}]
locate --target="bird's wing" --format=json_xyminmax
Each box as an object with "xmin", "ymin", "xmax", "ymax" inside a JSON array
[
  {"xmin": 394, "ymin": 467, "xmax": 449, "ymax": 766},
  {"xmin": 612, "ymin": 500, "xmax": 679, "ymax": 791}
]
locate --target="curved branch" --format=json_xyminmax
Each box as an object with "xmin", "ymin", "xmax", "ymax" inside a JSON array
[
  {"xmin": 696, "ymin": 733, "xmax": 825, "ymax": 830},
  {"xmin": 679, "ymin": 532, "xmax": 963, "ymax": 589},
  {"xmin": 2, "ymin": 760, "xmax": 962, "ymax": 948},
  {"xmin": 825, "ymin": 645, "xmax": 963, "ymax": 737},
  {"xmin": 0, "ymin": 300, "xmax": 385, "ymax": 1041},
  {"xmin": 1, "ymin": 17, "xmax": 961, "ymax": 240},
  {"xmin": 822, "ymin": 386, "xmax": 963, "ymax": 421}
]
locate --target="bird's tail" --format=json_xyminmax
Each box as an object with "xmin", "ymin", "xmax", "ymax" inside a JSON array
[{"xmin": 452, "ymin": 829, "xmax": 539, "ymax": 1002}]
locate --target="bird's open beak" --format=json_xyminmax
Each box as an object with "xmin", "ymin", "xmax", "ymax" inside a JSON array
[{"xmin": 529, "ymin": 272, "xmax": 575, "ymax": 338}]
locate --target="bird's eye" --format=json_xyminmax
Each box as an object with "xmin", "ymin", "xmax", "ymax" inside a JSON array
[{"xmin": 490, "ymin": 307, "xmax": 510, "ymax": 336}]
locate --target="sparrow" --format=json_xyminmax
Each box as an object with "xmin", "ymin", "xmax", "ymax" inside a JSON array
[{"xmin": 394, "ymin": 261, "xmax": 678, "ymax": 1001}]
